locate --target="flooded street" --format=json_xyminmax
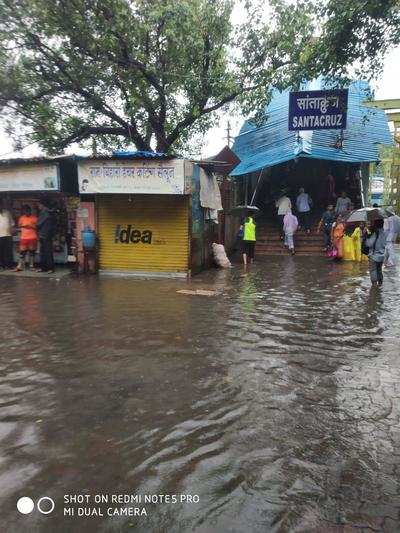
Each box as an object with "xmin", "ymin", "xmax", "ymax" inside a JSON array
[{"xmin": 1, "ymin": 257, "xmax": 400, "ymax": 532}]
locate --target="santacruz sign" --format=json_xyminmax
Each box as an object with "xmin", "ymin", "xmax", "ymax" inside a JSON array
[{"xmin": 288, "ymin": 89, "xmax": 348, "ymax": 131}]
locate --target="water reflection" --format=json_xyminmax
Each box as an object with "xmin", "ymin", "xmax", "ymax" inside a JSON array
[{"xmin": 1, "ymin": 257, "xmax": 400, "ymax": 532}]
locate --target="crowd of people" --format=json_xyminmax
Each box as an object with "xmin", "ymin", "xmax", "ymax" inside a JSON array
[
  {"xmin": 274, "ymin": 188, "xmax": 354, "ymax": 255},
  {"xmin": 0, "ymin": 199, "xmax": 56, "ymax": 273},
  {"xmin": 237, "ymin": 187, "xmax": 400, "ymax": 287}
]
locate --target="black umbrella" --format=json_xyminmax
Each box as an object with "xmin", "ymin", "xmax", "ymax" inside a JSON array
[
  {"xmin": 230, "ymin": 205, "xmax": 260, "ymax": 216},
  {"xmin": 346, "ymin": 207, "xmax": 388, "ymax": 223}
]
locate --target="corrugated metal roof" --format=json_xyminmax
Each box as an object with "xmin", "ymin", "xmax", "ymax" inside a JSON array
[
  {"xmin": 78, "ymin": 151, "xmax": 175, "ymax": 161},
  {"xmin": 231, "ymin": 80, "xmax": 393, "ymax": 176},
  {"xmin": 0, "ymin": 154, "xmax": 74, "ymax": 166}
]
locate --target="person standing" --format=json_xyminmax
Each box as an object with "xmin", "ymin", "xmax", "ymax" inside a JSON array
[
  {"xmin": 0, "ymin": 200, "xmax": 14, "ymax": 269},
  {"xmin": 335, "ymin": 191, "xmax": 352, "ymax": 216},
  {"xmin": 296, "ymin": 188, "xmax": 313, "ymax": 233},
  {"xmin": 275, "ymin": 193, "xmax": 292, "ymax": 239},
  {"xmin": 366, "ymin": 219, "xmax": 387, "ymax": 286},
  {"xmin": 241, "ymin": 214, "xmax": 256, "ymax": 266},
  {"xmin": 283, "ymin": 209, "xmax": 299, "ymax": 255},
  {"xmin": 317, "ymin": 205, "xmax": 335, "ymax": 250},
  {"xmin": 14, "ymin": 205, "xmax": 38, "ymax": 271},
  {"xmin": 37, "ymin": 200, "xmax": 55, "ymax": 273},
  {"xmin": 384, "ymin": 212, "xmax": 400, "ymax": 267},
  {"xmin": 331, "ymin": 215, "xmax": 345, "ymax": 259},
  {"xmin": 325, "ymin": 173, "xmax": 337, "ymax": 206}
]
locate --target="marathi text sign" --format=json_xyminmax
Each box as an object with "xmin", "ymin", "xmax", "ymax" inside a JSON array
[
  {"xmin": 288, "ymin": 89, "xmax": 348, "ymax": 131},
  {"xmin": 78, "ymin": 159, "xmax": 185, "ymax": 194},
  {"xmin": 0, "ymin": 163, "xmax": 59, "ymax": 191}
]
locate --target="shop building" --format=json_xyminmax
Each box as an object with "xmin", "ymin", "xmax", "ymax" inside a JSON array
[
  {"xmin": 0, "ymin": 156, "xmax": 79, "ymax": 266},
  {"xmin": 77, "ymin": 152, "xmax": 221, "ymax": 277}
]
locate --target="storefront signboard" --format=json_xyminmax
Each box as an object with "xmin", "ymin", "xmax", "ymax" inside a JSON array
[
  {"xmin": 288, "ymin": 89, "xmax": 348, "ymax": 131},
  {"xmin": 78, "ymin": 158, "xmax": 186, "ymax": 195},
  {"xmin": 0, "ymin": 163, "xmax": 60, "ymax": 191}
]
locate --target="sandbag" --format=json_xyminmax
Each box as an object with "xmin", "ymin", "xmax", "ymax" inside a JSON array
[{"xmin": 212, "ymin": 243, "xmax": 231, "ymax": 268}]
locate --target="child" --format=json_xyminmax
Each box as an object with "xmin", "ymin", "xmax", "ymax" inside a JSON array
[
  {"xmin": 283, "ymin": 209, "xmax": 298, "ymax": 255},
  {"xmin": 317, "ymin": 204, "xmax": 335, "ymax": 251},
  {"xmin": 241, "ymin": 214, "xmax": 256, "ymax": 265}
]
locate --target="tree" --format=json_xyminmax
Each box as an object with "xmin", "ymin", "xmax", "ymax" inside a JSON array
[
  {"xmin": 309, "ymin": 0, "xmax": 400, "ymax": 79},
  {"xmin": 0, "ymin": 0, "xmax": 399, "ymax": 155}
]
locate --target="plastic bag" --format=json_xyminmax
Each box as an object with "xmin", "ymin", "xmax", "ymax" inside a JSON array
[{"xmin": 327, "ymin": 246, "xmax": 338, "ymax": 258}]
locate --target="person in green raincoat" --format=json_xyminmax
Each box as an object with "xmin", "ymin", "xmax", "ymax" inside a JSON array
[{"xmin": 240, "ymin": 214, "xmax": 256, "ymax": 265}]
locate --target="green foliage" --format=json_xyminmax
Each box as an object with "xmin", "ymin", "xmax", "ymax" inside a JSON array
[
  {"xmin": 309, "ymin": 0, "xmax": 400, "ymax": 79},
  {"xmin": 0, "ymin": 0, "xmax": 398, "ymax": 154}
]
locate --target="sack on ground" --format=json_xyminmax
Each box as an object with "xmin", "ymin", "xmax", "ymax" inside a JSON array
[{"xmin": 212, "ymin": 243, "xmax": 231, "ymax": 268}]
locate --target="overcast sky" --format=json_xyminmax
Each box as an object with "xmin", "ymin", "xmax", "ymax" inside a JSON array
[{"xmin": 1, "ymin": 46, "xmax": 399, "ymax": 160}]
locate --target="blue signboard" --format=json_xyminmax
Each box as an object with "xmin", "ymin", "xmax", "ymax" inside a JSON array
[{"xmin": 288, "ymin": 89, "xmax": 348, "ymax": 131}]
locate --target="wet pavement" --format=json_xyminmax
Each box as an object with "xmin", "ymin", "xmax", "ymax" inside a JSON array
[{"xmin": 1, "ymin": 257, "xmax": 400, "ymax": 532}]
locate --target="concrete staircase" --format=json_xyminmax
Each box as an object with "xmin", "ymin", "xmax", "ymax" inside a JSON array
[{"xmin": 256, "ymin": 218, "xmax": 326, "ymax": 257}]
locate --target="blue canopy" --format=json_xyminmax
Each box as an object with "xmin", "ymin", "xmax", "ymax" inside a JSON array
[{"xmin": 231, "ymin": 80, "xmax": 393, "ymax": 177}]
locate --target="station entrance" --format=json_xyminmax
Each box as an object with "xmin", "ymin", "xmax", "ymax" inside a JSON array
[{"xmin": 253, "ymin": 158, "xmax": 365, "ymax": 217}]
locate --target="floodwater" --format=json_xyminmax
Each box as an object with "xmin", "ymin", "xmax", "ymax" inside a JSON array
[{"xmin": 1, "ymin": 257, "xmax": 400, "ymax": 533}]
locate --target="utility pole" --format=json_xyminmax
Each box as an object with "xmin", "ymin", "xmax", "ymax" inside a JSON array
[
  {"xmin": 92, "ymin": 137, "xmax": 98, "ymax": 156},
  {"xmin": 226, "ymin": 121, "xmax": 231, "ymax": 147}
]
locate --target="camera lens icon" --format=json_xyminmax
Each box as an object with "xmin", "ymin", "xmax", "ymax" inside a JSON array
[
  {"xmin": 17, "ymin": 497, "xmax": 34, "ymax": 515},
  {"xmin": 17, "ymin": 496, "xmax": 55, "ymax": 515}
]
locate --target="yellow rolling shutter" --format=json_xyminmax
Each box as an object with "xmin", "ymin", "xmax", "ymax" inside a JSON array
[{"xmin": 97, "ymin": 195, "xmax": 189, "ymax": 273}]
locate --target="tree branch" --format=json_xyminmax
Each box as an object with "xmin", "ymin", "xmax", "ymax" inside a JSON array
[{"xmin": 57, "ymin": 125, "xmax": 128, "ymax": 148}]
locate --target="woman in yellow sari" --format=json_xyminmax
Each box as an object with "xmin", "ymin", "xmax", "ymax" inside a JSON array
[
  {"xmin": 343, "ymin": 229, "xmax": 355, "ymax": 260},
  {"xmin": 343, "ymin": 224, "xmax": 368, "ymax": 261},
  {"xmin": 343, "ymin": 222, "xmax": 362, "ymax": 262}
]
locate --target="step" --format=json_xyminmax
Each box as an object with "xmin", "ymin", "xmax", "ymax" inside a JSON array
[
  {"xmin": 257, "ymin": 241, "xmax": 324, "ymax": 246},
  {"xmin": 256, "ymin": 248, "xmax": 325, "ymax": 254},
  {"xmin": 258, "ymin": 237, "xmax": 324, "ymax": 244},
  {"xmin": 256, "ymin": 251, "xmax": 326, "ymax": 257}
]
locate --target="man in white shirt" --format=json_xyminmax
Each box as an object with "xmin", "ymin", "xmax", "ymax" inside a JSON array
[
  {"xmin": 384, "ymin": 213, "xmax": 400, "ymax": 267},
  {"xmin": 276, "ymin": 194, "xmax": 292, "ymax": 239},
  {"xmin": 296, "ymin": 188, "xmax": 313, "ymax": 233},
  {"xmin": 0, "ymin": 200, "xmax": 14, "ymax": 269},
  {"xmin": 335, "ymin": 191, "xmax": 352, "ymax": 215}
]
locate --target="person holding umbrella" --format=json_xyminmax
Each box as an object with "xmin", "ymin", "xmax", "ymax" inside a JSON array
[
  {"xmin": 365, "ymin": 219, "xmax": 387, "ymax": 286},
  {"xmin": 346, "ymin": 207, "xmax": 388, "ymax": 284},
  {"xmin": 240, "ymin": 212, "xmax": 257, "ymax": 266}
]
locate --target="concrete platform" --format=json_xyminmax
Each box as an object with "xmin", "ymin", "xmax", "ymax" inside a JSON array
[{"xmin": 0, "ymin": 268, "xmax": 71, "ymax": 279}]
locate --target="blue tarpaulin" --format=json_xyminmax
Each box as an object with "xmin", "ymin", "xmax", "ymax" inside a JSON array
[{"xmin": 231, "ymin": 80, "xmax": 393, "ymax": 177}]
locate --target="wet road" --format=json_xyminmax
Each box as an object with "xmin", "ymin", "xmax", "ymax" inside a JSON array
[{"xmin": 1, "ymin": 257, "xmax": 400, "ymax": 532}]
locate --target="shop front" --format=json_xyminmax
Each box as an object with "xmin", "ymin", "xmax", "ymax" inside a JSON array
[
  {"xmin": 0, "ymin": 156, "xmax": 79, "ymax": 267},
  {"xmin": 77, "ymin": 155, "xmax": 192, "ymax": 276}
]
